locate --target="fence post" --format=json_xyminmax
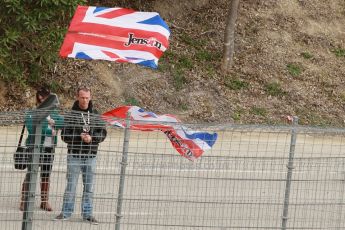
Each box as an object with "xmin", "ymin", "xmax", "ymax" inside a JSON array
[
  {"xmin": 21, "ymin": 95, "xmax": 59, "ymax": 230},
  {"xmin": 115, "ymin": 113, "xmax": 131, "ymax": 230},
  {"xmin": 337, "ymin": 165, "xmax": 345, "ymax": 228},
  {"xmin": 21, "ymin": 122, "xmax": 42, "ymax": 230},
  {"xmin": 281, "ymin": 116, "xmax": 298, "ymax": 230}
]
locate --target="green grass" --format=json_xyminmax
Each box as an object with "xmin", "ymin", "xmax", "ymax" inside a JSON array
[
  {"xmin": 225, "ymin": 77, "xmax": 249, "ymax": 90},
  {"xmin": 304, "ymin": 113, "xmax": 331, "ymax": 127},
  {"xmin": 196, "ymin": 50, "xmax": 213, "ymax": 61},
  {"xmin": 301, "ymin": 52, "xmax": 313, "ymax": 59},
  {"xmin": 231, "ymin": 108, "xmax": 245, "ymax": 121},
  {"xmin": 177, "ymin": 56, "xmax": 193, "ymax": 69},
  {"xmin": 158, "ymin": 50, "xmax": 191, "ymax": 90},
  {"xmin": 295, "ymin": 107, "xmax": 331, "ymax": 126},
  {"xmin": 264, "ymin": 82, "xmax": 286, "ymax": 97},
  {"xmin": 170, "ymin": 56, "xmax": 192, "ymax": 90},
  {"xmin": 158, "ymin": 50, "xmax": 176, "ymax": 72},
  {"xmin": 287, "ymin": 63, "xmax": 302, "ymax": 76},
  {"xmin": 332, "ymin": 48, "xmax": 345, "ymax": 57},
  {"xmin": 179, "ymin": 103, "xmax": 188, "ymax": 111},
  {"xmin": 124, "ymin": 97, "xmax": 139, "ymax": 106},
  {"xmin": 250, "ymin": 106, "xmax": 267, "ymax": 116},
  {"xmin": 173, "ymin": 70, "xmax": 187, "ymax": 90},
  {"xmin": 179, "ymin": 32, "xmax": 204, "ymax": 49},
  {"xmin": 49, "ymin": 80, "xmax": 63, "ymax": 92},
  {"xmin": 158, "ymin": 50, "xmax": 194, "ymax": 90},
  {"xmin": 27, "ymin": 63, "xmax": 42, "ymax": 84}
]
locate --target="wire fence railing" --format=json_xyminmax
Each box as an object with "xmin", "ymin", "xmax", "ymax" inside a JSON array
[{"xmin": 1, "ymin": 110, "xmax": 345, "ymax": 229}]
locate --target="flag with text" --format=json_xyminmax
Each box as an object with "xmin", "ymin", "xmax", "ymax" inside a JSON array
[
  {"xmin": 102, "ymin": 106, "xmax": 217, "ymax": 161},
  {"xmin": 60, "ymin": 6, "xmax": 170, "ymax": 69}
]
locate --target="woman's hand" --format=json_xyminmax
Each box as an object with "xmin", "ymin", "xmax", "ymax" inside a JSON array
[{"xmin": 48, "ymin": 118, "xmax": 55, "ymax": 126}]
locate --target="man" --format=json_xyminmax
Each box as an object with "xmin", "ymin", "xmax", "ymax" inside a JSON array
[{"xmin": 54, "ymin": 86, "xmax": 107, "ymax": 225}]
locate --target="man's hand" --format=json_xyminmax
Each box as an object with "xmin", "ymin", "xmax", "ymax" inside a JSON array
[{"xmin": 81, "ymin": 133, "xmax": 92, "ymax": 143}]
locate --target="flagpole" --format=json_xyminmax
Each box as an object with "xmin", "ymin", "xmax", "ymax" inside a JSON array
[{"xmin": 115, "ymin": 112, "xmax": 131, "ymax": 230}]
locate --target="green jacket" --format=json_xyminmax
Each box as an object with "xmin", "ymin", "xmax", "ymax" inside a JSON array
[{"xmin": 24, "ymin": 110, "xmax": 64, "ymax": 147}]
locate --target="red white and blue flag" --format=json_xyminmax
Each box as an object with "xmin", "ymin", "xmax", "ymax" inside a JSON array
[
  {"xmin": 102, "ymin": 106, "xmax": 218, "ymax": 161},
  {"xmin": 60, "ymin": 6, "xmax": 170, "ymax": 69}
]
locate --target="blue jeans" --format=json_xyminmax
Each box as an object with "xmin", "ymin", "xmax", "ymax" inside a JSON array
[{"xmin": 61, "ymin": 155, "xmax": 97, "ymax": 218}]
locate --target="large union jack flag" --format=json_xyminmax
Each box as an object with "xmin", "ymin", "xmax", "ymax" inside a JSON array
[
  {"xmin": 102, "ymin": 106, "xmax": 218, "ymax": 161},
  {"xmin": 59, "ymin": 6, "xmax": 170, "ymax": 69}
]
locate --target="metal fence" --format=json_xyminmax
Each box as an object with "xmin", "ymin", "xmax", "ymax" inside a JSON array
[{"xmin": 1, "ymin": 111, "xmax": 345, "ymax": 230}]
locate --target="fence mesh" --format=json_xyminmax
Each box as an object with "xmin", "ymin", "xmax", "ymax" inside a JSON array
[{"xmin": 0, "ymin": 111, "xmax": 345, "ymax": 229}]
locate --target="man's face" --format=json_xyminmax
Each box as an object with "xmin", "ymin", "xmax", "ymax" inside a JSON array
[{"xmin": 77, "ymin": 90, "xmax": 91, "ymax": 110}]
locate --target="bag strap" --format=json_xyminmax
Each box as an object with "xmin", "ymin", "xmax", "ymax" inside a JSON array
[{"xmin": 18, "ymin": 125, "xmax": 26, "ymax": 147}]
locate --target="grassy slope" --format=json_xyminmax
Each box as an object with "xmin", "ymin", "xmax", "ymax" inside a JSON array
[
  {"xmin": 2, "ymin": 0, "xmax": 345, "ymax": 127},
  {"xmin": 151, "ymin": 0, "xmax": 345, "ymax": 126}
]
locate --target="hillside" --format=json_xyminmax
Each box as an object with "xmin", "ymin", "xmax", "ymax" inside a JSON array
[{"xmin": 1, "ymin": 0, "xmax": 345, "ymax": 126}]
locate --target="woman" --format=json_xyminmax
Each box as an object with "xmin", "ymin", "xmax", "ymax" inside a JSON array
[{"xmin": 20, "ymin": 87, "xmax": 63, "ymax": 211}]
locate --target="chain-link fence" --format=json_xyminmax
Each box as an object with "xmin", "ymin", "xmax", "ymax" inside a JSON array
[{"xmin": 1, "ymin": 111, "xmax": 345, "ymax": 230}]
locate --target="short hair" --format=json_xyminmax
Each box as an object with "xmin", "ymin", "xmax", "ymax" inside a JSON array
[{"xmin": 77, "ymin": 85, "xmax": 91, "ymax": 94}]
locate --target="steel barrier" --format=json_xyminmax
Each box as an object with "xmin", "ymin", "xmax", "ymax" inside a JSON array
[{"xmin": 1, "ymin": 111, "xmax": 345, "ymax": 229}]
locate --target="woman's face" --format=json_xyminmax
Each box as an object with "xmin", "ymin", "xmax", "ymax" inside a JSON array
[{"xmin": 37, "ymin": 95, "xmax": 47, "ymax": 105}]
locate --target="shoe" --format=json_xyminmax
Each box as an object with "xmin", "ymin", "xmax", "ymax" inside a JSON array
[
  {"xmin": 19, "ymin": 200, "xmax": 25, "ymax": 211},
  {"xmin": 54, "ymin": 213, "xmax": 69, "ymax": 221},
  {"xmin": 40, "ymin": 202, "xmax": 53, "ymax": 212},
  {"xmin": 83, "ymin": 216, "xmax": 99, "ymax": 225}
]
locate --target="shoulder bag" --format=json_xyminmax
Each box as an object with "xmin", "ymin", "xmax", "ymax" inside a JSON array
[{"xmin": 13, "ymin": 125, "xmax": 29, "ymax": 170}]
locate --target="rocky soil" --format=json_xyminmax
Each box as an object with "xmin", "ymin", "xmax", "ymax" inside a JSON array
[{"xmin": 1, "ymin": 0, "xmax": 345, "ymax": 126}]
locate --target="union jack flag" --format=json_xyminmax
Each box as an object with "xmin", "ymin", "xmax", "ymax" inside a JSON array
[
  {"xmin": 59, "ymin": 6, "xmax": 170, "ymax": 69},
  {"xmin": 102, "ymin": 106, "xmax": 218, "ymax": 161}
]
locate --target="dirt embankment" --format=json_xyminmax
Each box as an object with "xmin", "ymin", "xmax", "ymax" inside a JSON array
[{"xmin": 1, "ymin": 0, "xmax": 345, "ymax": 126}]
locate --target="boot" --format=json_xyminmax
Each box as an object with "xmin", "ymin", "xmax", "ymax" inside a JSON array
[
  {"xmin": 40, "ymin": 178, "xmax": 53, "ymax": 211},
  {"xmin": 19, "ymin": 181, "xmax": 27, "ymax": 211}
]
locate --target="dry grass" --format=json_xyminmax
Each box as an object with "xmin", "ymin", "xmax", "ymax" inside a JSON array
[{"xmin": 2, "ymin": 0, "xmax": 345, "ymax": 126}]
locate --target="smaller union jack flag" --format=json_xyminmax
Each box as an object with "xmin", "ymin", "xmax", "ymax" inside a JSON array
[
  {"xmin": 102, "ymin": 106, "xmax": 218, "ymax": 161},
  {"xmin": 60, "ymin": 6, "xmax": 170, "ymax": 69}
]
